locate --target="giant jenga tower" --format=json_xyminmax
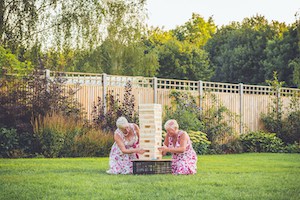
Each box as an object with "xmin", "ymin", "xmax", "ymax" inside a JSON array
[{"xmin": 138, "ymin": 104, "xmax": 162, "ymax": 160}]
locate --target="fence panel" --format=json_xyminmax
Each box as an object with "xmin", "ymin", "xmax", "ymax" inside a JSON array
[{"xmin": 45, "ymin": 71, "xmax": 300, "ymax": 133}]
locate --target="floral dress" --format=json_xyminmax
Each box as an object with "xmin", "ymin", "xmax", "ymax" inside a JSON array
[
  {"xmin": 168, "ymin": 130, "xmax": 197, "ymax": 175},
  {"xmin": 107, "ymin": 123, "xmax": 139, "ymax": 174}
]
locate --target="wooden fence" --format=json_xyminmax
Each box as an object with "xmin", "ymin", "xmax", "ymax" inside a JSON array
[{"xmin": 48, "ymin": 70, "xmax": 300, "ymax": 134}]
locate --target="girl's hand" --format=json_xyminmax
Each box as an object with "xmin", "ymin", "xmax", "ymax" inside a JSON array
[
  {"xmin": 158, "ymin": 146, "xmax": 168, "ymax": 152},
  {"xmin": 136, "ymin": 148, "xmax": 146, "ymax": 154}
]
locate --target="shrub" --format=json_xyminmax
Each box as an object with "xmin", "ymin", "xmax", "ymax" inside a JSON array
[
  {"xmin": 0, "ymin": 127, "xmax": 18, "ymax": 158},
  {"xmin": 200, "ymin": 92, "xmax": 238, "ymax": 146},
  {"xmin": 208, "ymin": 136, "xmax": 243, "ymax": 154},
  {"xmin": 261, "ymin": 72, "xmax": 300, "ymax": 144},
  {"xmin": 281, "ymin": 111, "xmax": 300, "ymax": 144},
  {"xmin": 32, "ymin": 113, "xmax": 85, "ymax": 158},
  {"xmin": 239, "ymin": 131, "xmax": 284, "ymax": 153},
  {"xmin": 73, "ymin": 129, "xmax": 114, "ymax": 157},
  {"xmin": 188, "ymin": 130, "xmax": 211, "ymax": 154},
  {"xmin": 282, "ymin": 142, "xmax": 300, "ymax": 153},
  {"xmin": 0, "ymin": 70, "xmax": 83, "ymax": 156},
  {"xmin": 163, "ymin": 90, "xmax": 203, "ymax": 131},
  {"xmin": 92, "ymin": 81, "xmax": 138, "ymax": 133}
]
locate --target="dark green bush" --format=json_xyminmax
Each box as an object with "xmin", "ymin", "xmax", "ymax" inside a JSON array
[
  {"xmin": 0, "ymin": 127, "xmax": 18, "ymax": 158},
  {"xmin": 240, "ymin": 131, "xmax": 284, "ymax": 153},
  {"xmin": 282, "ymin": 142, "xmax": 300, "ymax": 153},
  {"xmin": 281, "ymin": 111, "xmax": 300, "ymax": 144}
]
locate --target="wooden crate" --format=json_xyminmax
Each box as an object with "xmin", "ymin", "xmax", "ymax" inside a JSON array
[{"xmin": 132, "ymin": 159, "xmax": 172, "ymax": 174}]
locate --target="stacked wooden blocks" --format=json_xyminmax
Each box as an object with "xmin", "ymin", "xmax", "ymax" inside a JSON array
[{"xmin": 138, "ymin": 104, "xmax": 162, "ymax": 160}]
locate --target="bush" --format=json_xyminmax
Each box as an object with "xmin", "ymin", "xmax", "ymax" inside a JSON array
[
  {"xmin": 163, "ymin": 90, "xmax": 203, "ymax": 131},
  {"xmin": 282, "ymin": 142, "xmax": 300, "ymax": 153},
  {"xmin": 200, "ymin": 92, "xmax": 237, "ymax": 146},
  {"xmin": 32, "ymin": 113, "xmax": 85, "ymax": 158},
  {"xmin": 0, "ymin": 70, "xmax": 83, "ymax": 156},
  {"xmin": 239, "ymin": 131, "xmax": 284, "ymax": 153},
  {"xmin": 261, "ymin": 73, "xmax": 300, "ymax": 144},
  {"xmin": 281, "ymin": 111, "xmax": 300, "ymax": 144},
  {"xmin": 208, "ymin": 136, "xmax": 243, "ymax": 154},
  {"xmin": 0, "ymin": 127, "xmax": 18, "ymax": 158},
  {"xmin": 92, "ymin": 81, "xmax": 138, "ymax": 133},
  {"xmin": 73, "ymin": 129, "xmax": 114, "ymax": 157},
  {"xmin": 188, "ymin": 131, "xmax": 211, "ymax": 154}
]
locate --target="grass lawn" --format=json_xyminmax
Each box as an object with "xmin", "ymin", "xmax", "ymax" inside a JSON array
[{"xmin": 0, "ymin": 153, "xmax": 299, "ymax": 200}]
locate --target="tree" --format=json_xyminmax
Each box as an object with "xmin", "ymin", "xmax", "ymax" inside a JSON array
[
  {"xmin": 263, "ymin": 22, "xmax": 299, "ymax": 87},
  {"xmin": 157, "ymin": 39, "xmax": 212, "ymax": 80},
  {"xmin": 205, "ymin": 15, "xmax": 289, "ymax": 85},
  {"xmin": 0, "ymin": 45, "xmax": 32, "ymax": 76},
  {"xmin": 172, "ymin": 13, "xmax": 216, "ymax": 48},
  {"xmin": 1, "ymin": 0, "xmax": 147, "ymax": 51}
]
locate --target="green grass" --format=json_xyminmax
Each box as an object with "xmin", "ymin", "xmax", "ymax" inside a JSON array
[{"xmin": 1, "ymin": 153, "xmax": 299, "ymax": 200}]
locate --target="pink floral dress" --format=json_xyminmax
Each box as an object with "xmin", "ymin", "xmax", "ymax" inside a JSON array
[
  {"xmin": 107, "ymin": 123, "xmax": 139, "ymax": 174},
  {"xmin": 168, "ymin": 130, "xmax": 197, "ymax": 175}
]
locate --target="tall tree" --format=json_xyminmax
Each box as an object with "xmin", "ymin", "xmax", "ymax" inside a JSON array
[
  {"xmin": 157, "ymin": 39, "xmax": 212, "ymax": 81},
  {"xmin": 0, "ymin": 0, "xmax": 147, "ymax": 51},
  {"xmin": 98, "ymin": 0, "xmax": 159, "ymax": 76},
  {"xmin": 205, "ymin": 15, "xmax": 289, "ymax": 85},
  {"xmin": 263, "ymin": 22, "xmax": 299, "ymax": 87},
  {"xmin": 172, "ymin": 13, "xmax": 216, "ymax": 48}
]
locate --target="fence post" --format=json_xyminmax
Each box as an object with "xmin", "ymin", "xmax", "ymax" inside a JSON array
[
  {"xmin": 45, "ymin": 69, "xmax": 50, "ymax": 92},
  {"xmin": 277, "ymin": 87, "xmax": 281, "ymax": 116},
  {"xmin": 102, "ymin": 73, "xmax": 107, "ymax": 114},
  {"xmin": 198, "ymin": 80, "xmax": 203, "ymax": 115},
  {"xmin": 239, "ymin": 83, "xmax": 244, "ymax": 134},
  {"xmin": 153, "ymin": 77, "xmax": 158, "ymax": 104}
]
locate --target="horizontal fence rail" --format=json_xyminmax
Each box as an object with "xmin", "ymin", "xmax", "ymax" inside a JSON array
[{"xmin": 46, "ymin": 70, "xmax": 300, "ymax": 134}]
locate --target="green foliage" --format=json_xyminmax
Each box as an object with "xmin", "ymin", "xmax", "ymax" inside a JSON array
[
  {"xmin": 172, "ymin": 13, "xmax": 217, "ymax": 48},
  {"xmin": 0, "ymin": 69, "xmax": 83, "ymax": 157},
  {"xmin": 188, "ymin": 130, "xmax": 211, "ymax": 154},
  {"xmin": 208, "ymin": 136, "xmax": 243, "ymax": 154},
  {"xmin": 0, "ymin": 46, "xmax": 33, "ymax": 76},
  {"xmin": 262, "ymin": 23, "xmax": 298, "ymax": 87},
  {"xmin": 201, "ymin": 92, "xmax": 237, "ymax": 146},
  {"xmin": 100, "ymin": 39, "xmax": 159, "ymax": 76},
  {"xmin": 239, "ymin": 131, "xmax": 284, "ymax": 153},
  {"xmin": 163, "ymin": 90, "xmax": 237, "ymax": 153},
  {"xmin": 32, "ymin": 113, "xmax": 85, "ymax": 158},
  {"xmin": 261, "ymin": 72, "xmax": 300, "ymax": 144},
  {"xmin": 157, "ymin": 39, "xmax": 213, "ymax": 81},
  {"xmin": 281, "ymin": 110, "xmax": 300, "ymax": 144},
  {"xmin": 205, "ymin": 15, "xmax": 299, "ymax": 86},
  {"xmin": 290, "ymin": 57, "xmax": 300, "ymax": 88},
  {"xmin": 73, "ymin": 129, "xmax": 114, "ymax": 157},
  {"xmin": 163, "ymin": 90, "xmax": 203, "ymax": 131},
  {"xmin": 282, "ymin": 142, "xmax": 300, "ymax": 153},
  {"xmin": 0, "ymin": 128, "xmax": 18, "ymax": 158}
]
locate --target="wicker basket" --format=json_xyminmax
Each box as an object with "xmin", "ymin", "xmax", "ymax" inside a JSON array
[{"xmin": 132, "ymin": 159, "xmax": 172, "ymax": 174}]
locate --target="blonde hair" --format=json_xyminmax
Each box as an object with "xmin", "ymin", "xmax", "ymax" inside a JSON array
[
  {"xmin": 164, "ymin": 119, "xmax": 179, "ymax": 130},
  {"xmin": 116, "ymin": 116, "xmax": 129, "ymax": 129}
]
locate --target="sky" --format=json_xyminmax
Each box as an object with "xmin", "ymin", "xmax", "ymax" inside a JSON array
[{"xmin": 145, "ymin": 0, "xmax": 300, "ymax": 30}]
